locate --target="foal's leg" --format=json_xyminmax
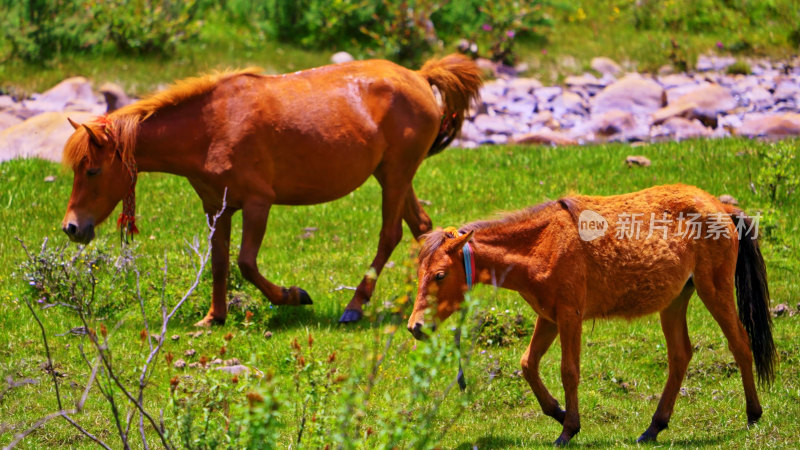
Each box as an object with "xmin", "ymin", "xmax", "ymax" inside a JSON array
[
  {"xmin": 521, "ymin": 316, "xmax": 566, "ymax": 424},
  {"xmin": 339, "ymin": 172, "xmax": 410, "ymax": 323},
  {"xmin": 402, "ymin": 186, "xmax": 432, "ymax": 239},
  {"xmin": 694, "ymin": 269, "xmax": 762, "ymax": 425},
  {"xmin": 638, "ymin": 282, "xmax": 694, "ymax": 442},
  {"xmin": 239, "ymin": 201, "xmax": 313, "ymax": 307},
  {"xmin": 555, "ymin": 311, "xmax": 583, "ymax": 446},
  {"xmin": 195, "ymin": 207, "xmax": 233, "ymax": 327}
]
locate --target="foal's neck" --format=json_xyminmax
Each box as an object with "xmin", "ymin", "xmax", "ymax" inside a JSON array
[{"xmin": 468, "ymin": 214, "xmax": 550, "ymax": 293}]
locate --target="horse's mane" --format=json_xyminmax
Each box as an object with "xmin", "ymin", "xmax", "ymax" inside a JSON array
[
  {"xmin": 418, "ymin": 199, "xmax": 573, "ymax": 260},
  {"xmin": 63, "ymin": 67, "xmax": 263, "ymax": 167}
]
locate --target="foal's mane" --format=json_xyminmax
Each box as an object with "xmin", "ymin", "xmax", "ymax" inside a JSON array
[
  {"xmin": 419, "ymin": 199, "xmax": 575, "ymax": 260},
  {"xmin": 63, "ymin": 67, "xmax": 263, "ymax": 167}
]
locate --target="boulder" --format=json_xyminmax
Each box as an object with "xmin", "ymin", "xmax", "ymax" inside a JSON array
[
  {"xmin": 657, "ymin": 117, "xmax": 712, "ymax": 140},
  {"xmin": 472, "ymin": 113, "xmax": 517, "ymax": 135},
  {"xmin": 99, "ymin": 82, "xmax": 134, "ymax": 113},
  {"xmin": 551, "ymin": 91, "xmax": 588, "ymax": 117},
  {"xmin": 696, "ymin": 55, "xmax": 736, "ymax": 72},
  {"xmin": 0, "ymin": 111, "xmax": 93, "ymax": 163},
  {"xmin": 512, "ymin": 129, "xmax": 577, "ymax": 146},
  {"xmin": 625, "ymin": 155, "xmax": 651, "ymax": 167},
  {"xmin": 572, "ymin": 110, "xmax": 636, "ymax": 139},
  {"xmin": 652, "ymin": 84, "xmax": 737, "ymax": 127},
  {"xmin": 737, "ymin": 113, "xmax": 800, "ymax": 137},
  {"xmin": 590, "ymin": 57, "xmax": 622, "ymax": 76},
  {"xmin": 591, "ymin": 75, "xmax": 665, "ymax": 116},
  {"xmin": 23, "ymin": 77, "xmax": 100, "ymax": 114},
  {"xmin": 0, "ymin": 112, "xmax": 23, "ymax": 132}
]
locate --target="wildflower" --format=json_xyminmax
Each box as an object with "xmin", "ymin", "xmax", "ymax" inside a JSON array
[
  {"xmin": 716, "ymin": 41, "xmax": 724, "ymax": 49},
  {"xmin": 247, "ymin": 391, "xmax": 264, "ymax": 408},
  {"xmin": 220, "ymin": 345, "xmax": 226, "ymax": 356},
  {"xmin": 308, "ymin": 333, "xmax": 314, "ymax": 348},
  {"xmin": 291, "ymin": 337, "xmax": 301, "ymax": 351},
  {"xmin": 165, "ymin": 352, "xmax": 174, "ymax": 365},
  {"xmin": 169, "ymin": 376, "xmax": 179, "ymax": 392},
  {"xmin": 506, "ymin": 30, "xmax": 515, "ymax": 39},
  {"xmin": 482, "ymin": 24, "xmax": 493, "ymax": 31},
  {"xmin": 541, "ymin": 49, "xmax": 548, "ymax": 55},
  {"xmin": 199, "ymin": 355, "xmax": 208, "ymax": 367},
  {"xmin": 328, "ymin": 352, "xmax": 336, "ymax": 363},
  {"xmin": 100, "ymin": 324, "xmax": 108, "ymax": 338},
  {"xmin": 231, "ymin": 375, "xmax": 239, "ymax": 384},
  {"xmin": 245, "ymin": 310, "xmax": 254, "ymax": 322},
  {"xmin": 139, "ymin": 328, "xmax": 148, "ymax": 343},
  {"xmin": 224, "ymin": 332, "xmax": 233, "ymax": 341}
]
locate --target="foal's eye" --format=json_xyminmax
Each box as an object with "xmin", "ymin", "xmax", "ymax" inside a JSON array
[
  {"xmin": 87, "ymin": 168, "xmax": 101, "ymax": 176},
  {"xmin": 434, "ymin": 272, "xmax": 446, "ymax": 281}
]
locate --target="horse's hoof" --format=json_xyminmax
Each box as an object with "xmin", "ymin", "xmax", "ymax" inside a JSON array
[
  {"xmin": 338, "ymin": 309, "xmax": 363, "ymax": 323},
  {"xmin": 636, "ymin": 431, "xmax": 657, "ymax": 444},
  {"xmin": 297, "ymin": 288, "xmax": 313, "ymax": 305},
  {"xmin": 457, "ymin": 368, "xmax": 467, "ymax": 391},
  {"xmin": 553, "ymin": 436, "xmax": 570, "ymax": 447},
  {"xmin": 194, "ymin": 315, "xmax": 225, "ymax": 327}
]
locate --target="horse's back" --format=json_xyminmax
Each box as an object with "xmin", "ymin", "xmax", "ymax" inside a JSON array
[
  {"xmin": 204, "ymin": 60, "xmax": 440, "ymax": 205},
  {"xmin": 561, "ymin": 184, "xmax": 735, "ymax": 317}
]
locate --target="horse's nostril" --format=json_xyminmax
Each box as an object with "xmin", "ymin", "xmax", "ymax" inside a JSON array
[{"xmin": 64, "ymin": 223, "xmax": 77, "ymax": 236}]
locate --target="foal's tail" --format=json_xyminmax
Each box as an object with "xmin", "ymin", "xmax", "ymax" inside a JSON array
[
  {"xmin": 730, "ymin": 208, "xmax": 776, "ymax": 386},
  {"xmin": 419, "ymin": 54, "xmax": 483, "ymax": 156}
]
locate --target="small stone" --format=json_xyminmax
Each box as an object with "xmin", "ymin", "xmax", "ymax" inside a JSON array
[
  {"xmin": 224, "ymin": 358, "xmax": 241, "ymax": 366},
  {"xmin": 264, "ymin": 331, "xmax": 273, "ymax": 339},
  {"xmin": 771, "ymin": 303, "xmax": 788, "ymax": 317},
  {"xmin": 331, "ymin": 51, "xmax": 354, "ymax": 64},
  {"xmin": 215, "ymin": 365, "xmax": 251, "ymax": 376},
  {"xmin": 171, "ymin": 334, "xmax": 180, "ymax": 341},
  {"xmin": 512, "ymin": 129, "xmax": 577, "ymax": 146},
  {"xmin": 174, "ymin": 359, "xmax": 186, "ymax": 369},
  {"xmin": 184, "ymin": 349, "xmax": 196, "ymax": 357},
  {"xmin": 626, "ymin": 155, "xmax": 651, "ymax": 167},
  {"xmin": 718, "ymin": 194, "xmax": 738, "ymax": 205},
  {"xmin": 188, "ymin": 362, "xmax": 202, "ymax": 369},
  {"xmin": 210, "ymin": 358, "xmax": 223, "ymax": 366},
  {"xmin": 44, "ymin": 175, "xmax": 56, "ymax": 182}
]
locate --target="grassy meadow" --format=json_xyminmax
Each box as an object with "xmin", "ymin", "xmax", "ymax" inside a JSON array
[{"xmin": 0, "ymin": 138, "xmax": 798, "ymax": 448}]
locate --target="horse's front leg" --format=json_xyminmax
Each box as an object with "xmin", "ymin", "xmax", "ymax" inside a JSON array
[
  {"xmin": 239, "ymin": 201, "xmax": 313, "ymax": 306},
  {"xmin": 195, "ymin": 207, "xmax": 233, "ymax": 327},
  {"xmin": 521, "ymin": 316, "xmax": 566, "ymax": 424},
  {"xmin": 555, "ymin": 311, "xmax": 583, "ymax": 446},
  {"xmin": 339, "ymin": 181, "xmax": 408, "ymax": 323}
]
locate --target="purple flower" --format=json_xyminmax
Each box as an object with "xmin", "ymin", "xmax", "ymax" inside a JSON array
[
  {"xmin": 716, "ymin": 41, "xmax": 724, "ymax": 49},
  {"xmin": 506, "ymin": 30, "xmax": 515, "ymax": 39},
  {"xmin": 482, "ymin": 24, "xmax": 493, "ymax": 32},
  {"xmin": 541, "ymin": 49, "xmax": 548, "ymax": 55}
]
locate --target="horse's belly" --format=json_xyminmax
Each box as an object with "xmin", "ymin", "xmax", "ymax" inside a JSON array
[{"xmin": 271, "ymin": 154, "xmax": 377, "ymax": 205}]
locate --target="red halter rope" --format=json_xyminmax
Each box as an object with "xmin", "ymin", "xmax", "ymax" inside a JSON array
[{"xmin": 93, "ymin": 116, "xmax": 139, "ymax": 240}]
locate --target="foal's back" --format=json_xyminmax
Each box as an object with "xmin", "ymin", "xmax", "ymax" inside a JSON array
[{"xmin": 559, "ymin": 184, "xmax": 737, "ymax": 318}]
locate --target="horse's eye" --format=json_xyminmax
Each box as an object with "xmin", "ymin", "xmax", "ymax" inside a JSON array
[
  {"xmin": 87, "ymin": 168, "xmax": 101, "ymax": 176},
  {"xmin": 434, "ymin": 272, "xmax": 446, "ymax": 281}
]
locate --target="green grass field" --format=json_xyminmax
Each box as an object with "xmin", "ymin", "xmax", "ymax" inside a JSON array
[{"xmin": 0, "ymin": 138, "xmax": 798, "ymax": 448}]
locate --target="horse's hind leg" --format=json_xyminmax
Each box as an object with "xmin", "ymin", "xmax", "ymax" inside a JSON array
[
  {"xmin": 239, "ymin": 201, "xmax": 313, "ymax": 307},
  {"xmin": 694, "ymin": 265, "xmax": 762, "ymax": 425},
  {"xmin": 637, "ymin": 281, "xmax": 694, "ymax": 442},
  {"xmin": 402, "ymin": 186, "xmax": 432, "ymax": 239},
  {"xmin": 521, "ymin": 316, "xmax": 566, "ymax": 424}
]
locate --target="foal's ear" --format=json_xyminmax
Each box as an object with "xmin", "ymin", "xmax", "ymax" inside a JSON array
[
  {"xmin": 82, "ymin": 124, "xmax": 108, "ymax": 147},
  {"xmin": 67, "ymin": 117, "xmax": 81, "ymax": 130},
  {"xmin": 445, "ymin": 230, "xmax": 474, "ymax": 253}
]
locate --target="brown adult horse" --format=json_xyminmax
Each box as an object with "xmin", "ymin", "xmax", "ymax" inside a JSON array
[
  {"xmin": 408, "ymin": 184, "xmax": 776, "ymax": 446},
  {"xmin": 61, "ymin": 54, "xmax": 482, "ymax": 325}
]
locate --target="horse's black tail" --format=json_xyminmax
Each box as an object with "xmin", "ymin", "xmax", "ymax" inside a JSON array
[
  {"xmin": 418, "ymin": 54, "xmax": 482, "ymax": 157},
  {"xmin": 731, "ymin": 210, "xmax": 776, "ymax": 386}
]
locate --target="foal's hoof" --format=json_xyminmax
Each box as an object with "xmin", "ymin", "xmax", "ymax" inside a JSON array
[
  {"xmin": 553, "ymin": 435, "xmax": 571, "ymax": 447},
  {"xmin": 194, "ymin": 315, "xmax": 225, "ymax": 327},
  {"xmin": 296, "ymin": 288, "xmax": 313, "ymax": 305},
  {"xmin": 338, "ymin": 308, "xmax": 363, "ymax": 323}
]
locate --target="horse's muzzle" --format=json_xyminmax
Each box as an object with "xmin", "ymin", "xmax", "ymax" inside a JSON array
[
  {"xmin": 63, "ymin": 222, "xmax": 95, "ymax": 244},
  {"xmin": 408, "ymin": 322, "xmax": 430, "ymax": 341}
]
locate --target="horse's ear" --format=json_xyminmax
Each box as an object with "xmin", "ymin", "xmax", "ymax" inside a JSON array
[
  {"xmin": 445, "ymin": 230, "xmax": 474, "ymax": 253},
  {"xmin": 67, "ymin": 117, "xmax": 81, "ymax": 130},
  {"xmin": 82, "ymin": 124, "xmax": 107, "ymax": 147}
]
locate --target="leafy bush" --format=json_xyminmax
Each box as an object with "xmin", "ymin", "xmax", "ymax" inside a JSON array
[
  {"xmin": 756, "ymin": 142, "xmax": 799, "ymax": 206},
  {"xmin": 0, "ymin": 0, "xmax": 103, "ymax": 63}
]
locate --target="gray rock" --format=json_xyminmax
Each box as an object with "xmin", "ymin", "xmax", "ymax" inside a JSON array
[
  {"xmin": 737, "ymin": 113, "xmax": 800, "ymax": 137},
  {"xmin": 512, "ymin": 129, "xmax": 577, "ymax": 146},
  {"xmin": 99, "ymin": 82, "xmax": 134, "ymax": 113},
  {"xmin": 331, "ymin": 51, "xmax": 354, "ymax": 64},
  {"xmin": 551, "ymin": 91, "xmax": 588, "ymax": 117},
  {"xmin": 591, "ymin": 75, "xmax": 665, "ymax": 116},
  {"xmin": 590, "ymin": 57, "xmax": 622, "ymax": 76},
  {"xmin": 472, "ymin": 113, "xmax": 516, "ymax": 135},
  {"xmin": 0, "ymin": 112, "xmax": 23, "ymax": 132},
  {"xmin": 533, "ymin": 86, "xmax": 562, "ymax": 104},
  {"xmin": 657, "ymin": 117, "xmax": 712, "ymax": 140},
  {"xmin": 0, "ymin": 111, "xmax": 94, "ymax": 163},
  {"xmin": 24, "ymin": 77, "xmax": 100, "ymax": 114}
]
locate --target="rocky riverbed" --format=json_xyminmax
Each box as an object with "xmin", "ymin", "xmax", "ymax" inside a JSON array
[{"xmin": 2, "ymin": 55, "xmax": 800, "ymax": 163}]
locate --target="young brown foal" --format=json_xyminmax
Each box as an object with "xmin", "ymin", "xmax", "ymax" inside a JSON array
[{"xmin": 408, "ymin": 184, "xmax": 776, "ymax": 446}]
